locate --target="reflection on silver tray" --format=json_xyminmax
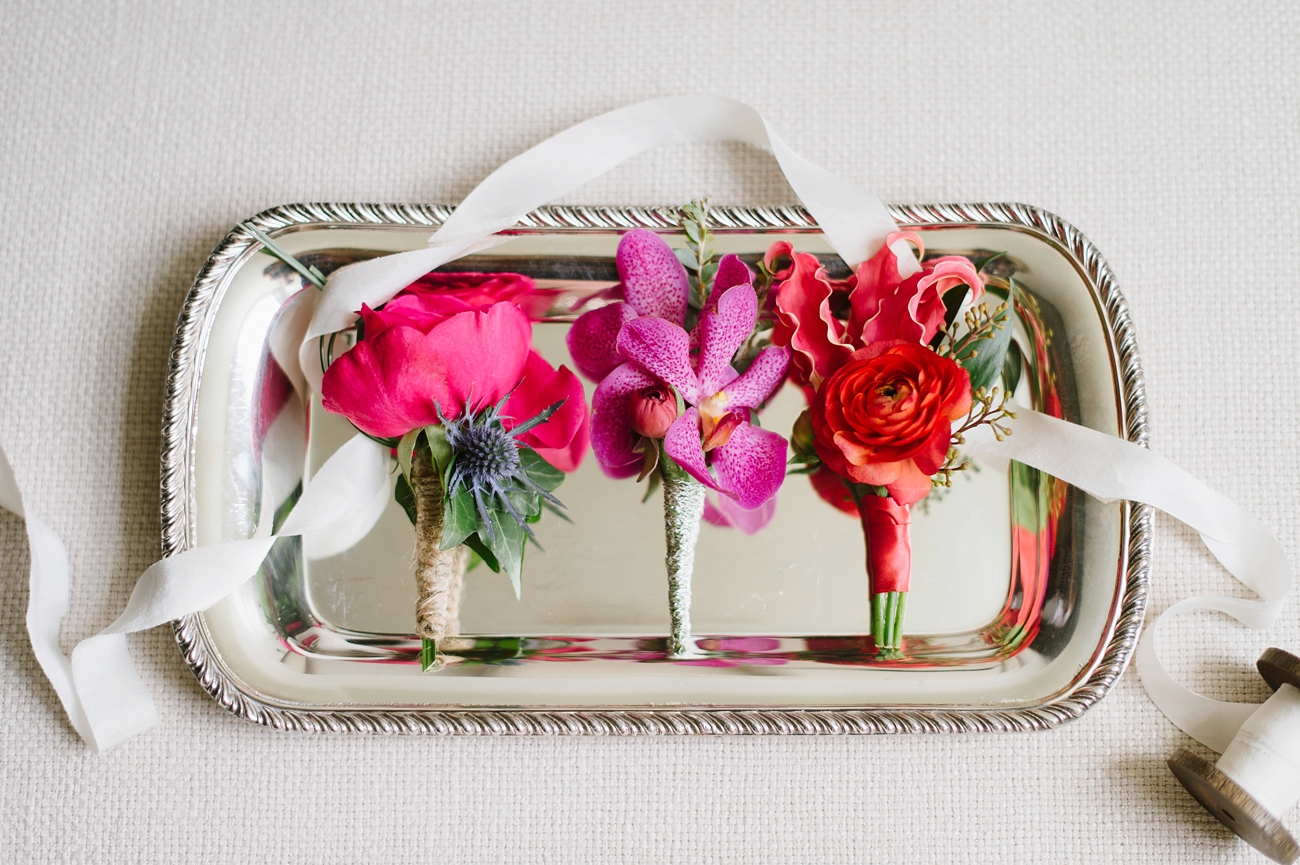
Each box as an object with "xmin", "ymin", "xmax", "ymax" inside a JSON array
[{"xmin": 165, "ymin": 203, "xmax": 1150, "ymax": 735}]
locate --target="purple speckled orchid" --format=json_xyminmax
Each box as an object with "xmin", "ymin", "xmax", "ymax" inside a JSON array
[
  {"xmin": 566, "ymin": 228, "xmax": 692, "ymax": 382},
  {"xmin": 588, "ymin": 245, "xmax": 791, "ymax": 511}
]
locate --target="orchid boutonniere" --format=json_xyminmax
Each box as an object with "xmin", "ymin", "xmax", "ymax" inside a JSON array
[{"xmin": 568, "ymin": 203, "xmax": 790, "ymax": 656}]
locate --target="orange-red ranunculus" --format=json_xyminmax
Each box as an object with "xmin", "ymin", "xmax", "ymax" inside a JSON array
[{"xmin": 810, "ymin": 341, "xmax": 972, "ymax": 505}]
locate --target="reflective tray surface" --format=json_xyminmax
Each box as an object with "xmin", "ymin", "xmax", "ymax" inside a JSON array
[{"xmin": 164, "ymin": 203, "xmax": 1151, "ymax": 734}]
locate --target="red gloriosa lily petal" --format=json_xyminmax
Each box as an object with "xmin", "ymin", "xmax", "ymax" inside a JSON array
[
  {"xmin": 771, "ymin": 251, "xmax": 852, "ymax": 387},
  {"xmin": 846, "ymin": 231, "xmax": 922, "ymax": 343}
]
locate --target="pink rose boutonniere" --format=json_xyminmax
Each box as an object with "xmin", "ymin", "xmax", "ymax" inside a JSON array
[{"xmin": 319, "ymin": 272, "xmax": 589, "ymax": 669}]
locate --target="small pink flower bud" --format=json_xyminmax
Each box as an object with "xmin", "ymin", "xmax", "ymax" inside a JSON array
[{"xmin": 627, "ymin": 385, "xmax": 678, "ymax": 438}]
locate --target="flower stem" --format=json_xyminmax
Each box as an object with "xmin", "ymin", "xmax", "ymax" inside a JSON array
[
  {"xmin": 871, "ymin": 591, "xmax": 907, "ymax": 659},
  {"xmin": 661, "ymin": 461, "xmax": 706, "ymax": 658},
  {"xmin": 412, "ymin": 447, "xmax": 469, "ymax": 671}
]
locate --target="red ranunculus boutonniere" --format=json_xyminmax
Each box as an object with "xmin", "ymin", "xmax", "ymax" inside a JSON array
[{"xmin": 771, "ymin": 233, "xmax": 1016, "ymax": 658}]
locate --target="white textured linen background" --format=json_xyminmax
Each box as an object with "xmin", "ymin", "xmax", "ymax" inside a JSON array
[{"xmin": 1, "ymin": 1, "xmax": 1298, "ymax": 862}]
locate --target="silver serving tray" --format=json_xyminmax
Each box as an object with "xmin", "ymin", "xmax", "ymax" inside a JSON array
[{"xmin": 164, "ymin": 203, "xmax": 1150, "ymax": 735}]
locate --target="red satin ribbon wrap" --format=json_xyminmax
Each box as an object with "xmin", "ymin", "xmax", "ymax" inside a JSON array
[{"xmin": 857, "ymin": 493, "xmax": 912, "ymax": 594}]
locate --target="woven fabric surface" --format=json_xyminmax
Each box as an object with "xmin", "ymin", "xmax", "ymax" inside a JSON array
[{"xmin": 2, "ymin": 1, "xmax": 1298, "ymax": 862}]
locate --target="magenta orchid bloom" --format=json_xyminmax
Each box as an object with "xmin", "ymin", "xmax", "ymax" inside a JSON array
[
  {"xmin": 703, "ymin": 492, "xmax": 777, "ymax": 534},
  {"xmin": 565, "ymin": 228, "xmax": 692, "ymax": 382},
  {"xmin": 592, "ymin": 254, "xmax": 790, "ymax": 511}
]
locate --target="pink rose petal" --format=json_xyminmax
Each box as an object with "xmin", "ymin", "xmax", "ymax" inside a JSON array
[
  {"xmin": 506, "ymin": 350, "xmax": 589, "ymax": 472},
  {"xmin": 421, "ymin": 302, "xmax": 532, "ymax": 414},
  {"xmin": 321, "ymin": 326, "xmax": 450, "ymax": 438}
]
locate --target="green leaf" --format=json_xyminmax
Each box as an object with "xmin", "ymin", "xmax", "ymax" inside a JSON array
[
  {"xmin": 960, "ymin": 303, "xmax": 1014, "ymax": 394},
  {"xmin": 424, "ymin": 425, "xmax": 452, "ymax": 475},
  {"xmin": 464, "ymin": 532, "xmax": 500, "ymax": 573},
  {"xmin": 465, "ymin": 547, "xmax": 484, "ymax": 572},
  {"xmin": 674, "ymin": 247, "xmax": 699, "ymax": 271},
  {"xmin": 983, "ymin": 282, "xmax": 1010, "ymax": 301},
  {"xmin": 484, "ymin": 508, "xmax": 526, "ymax": 598},
  {"xmin": 972, "ymin": 250, "xmax": 1007, "ymax": 274},
  {"xmin": 505, "ymin": 488, "xmax": 542, "ymax": 521},
  {"xmin": 700, "ymin": 261, "xmax": 718, "ymax": 287},
  {"xmin": 395, "ymin": 474, "xmax": 418, "ymax": 526},
  {"xmin": 271, "ymin": 480, "xmax": 303, "ymax": 534},
  {"xmin": 640, "ymin": 468, "xmax": 661, "ymax": 503},
  {"xmin": 439, "ymin": 486, "xmax": 478, "ymax": 550},
  {"xmin": 241, "ymin": 222, "xmax": 326, "ymax": 290},
  {"xmin": 941, "ymin": 285, "xmax": 969, "ymax": 331},
  {"xmin": 684, "ymin": 220, "xmax": 702, "ymax": 244},
  {"xmin": 519, "ymin": 447, "xmax": 564, "ymax": 491},
  {"xmin": 396, "ymin": 429, "xmax": 421, "ymax": 482},
  {"xmin": 1001, "ymin": 338, "xmax": 1023, "ymax": 396}
]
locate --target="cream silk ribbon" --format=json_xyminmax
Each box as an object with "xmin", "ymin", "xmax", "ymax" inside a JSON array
[{"xmin": 3, "ymin": 96, "xmax": 1292, "ymax": 752}]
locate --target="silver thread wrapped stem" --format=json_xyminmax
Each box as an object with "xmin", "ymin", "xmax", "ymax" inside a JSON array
[
  {"xmin": 411, "ymin": 447, "xmax": 468, "ymax": 667},
  {"xmin": 661, "ymin": 468, "xmax": 706, "ymax": 657}
]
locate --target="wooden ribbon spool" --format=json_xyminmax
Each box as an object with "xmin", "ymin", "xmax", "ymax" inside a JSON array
[{"xmin": 1168, "ymin": 648, "xmax": 1300, "ymax": 864}]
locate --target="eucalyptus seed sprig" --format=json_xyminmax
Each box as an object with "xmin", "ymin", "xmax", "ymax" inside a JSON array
[
  {"xmin": 936, "ymin": 300, "xmax": 1009, "ymax": 363},
  {"xmin": 933, "ymin": 385, "xmax": 1017, "ymax": 487}
]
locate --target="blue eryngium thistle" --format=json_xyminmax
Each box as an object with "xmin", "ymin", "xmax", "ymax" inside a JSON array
[{"xmin": 439, "ymin": 395, "xmax": 566, "ymax": 542}]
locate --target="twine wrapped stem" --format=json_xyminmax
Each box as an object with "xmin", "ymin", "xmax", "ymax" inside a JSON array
[{"xmin": 411, "ymin": 447, "xmax": 468, "ymax": 666}]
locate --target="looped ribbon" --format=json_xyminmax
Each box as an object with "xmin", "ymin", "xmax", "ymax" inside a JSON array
[{"xmin": 1, "ymin": 96, "xmax": 1292, "ymax": 751}]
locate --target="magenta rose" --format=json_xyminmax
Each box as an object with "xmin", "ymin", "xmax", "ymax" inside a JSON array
[{"xmin": 321, "ymin": 300, "xmax": 589, "ymax": 472}]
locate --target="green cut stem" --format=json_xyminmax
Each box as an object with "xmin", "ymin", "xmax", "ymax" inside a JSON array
[{"xmin": 871, "ymin": 591, "xmax": 908, "ymax": 659}]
